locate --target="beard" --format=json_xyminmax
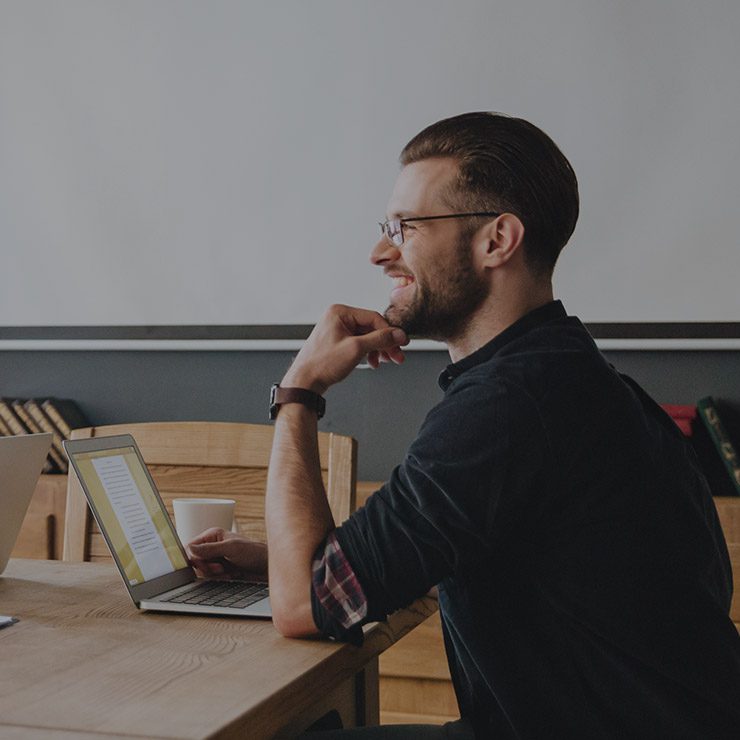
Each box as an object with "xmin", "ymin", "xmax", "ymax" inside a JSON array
[{"xmin": 383, "ymin": 236, "xmax": 488, "ymax": 342}]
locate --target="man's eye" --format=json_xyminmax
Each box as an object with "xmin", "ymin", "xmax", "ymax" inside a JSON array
[{"xmin": 404, "ymin": 223, "xmax": 417, "ymax": 230}]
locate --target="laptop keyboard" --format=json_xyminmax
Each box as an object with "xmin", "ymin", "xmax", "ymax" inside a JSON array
[{"xmin": 162, "ymin": 580, "xmax": 269, "ymax": 609}]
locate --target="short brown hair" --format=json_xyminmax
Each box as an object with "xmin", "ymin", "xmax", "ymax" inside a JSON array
[{"xmin": 400, "ymin": 112, "xmax": 579, "ymax": 277}]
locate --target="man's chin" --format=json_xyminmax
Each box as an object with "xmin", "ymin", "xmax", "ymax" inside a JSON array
[
  {"xmin": 383, "ymin": 304, "xmax": 411, "ymax": 332},
  {"xmin": 383, "ymin": 306, "xmax": 425, "ymax": 339},
  {"xmin": 383, "ymin": 304, "xmax": 462, "ymax": 343}
]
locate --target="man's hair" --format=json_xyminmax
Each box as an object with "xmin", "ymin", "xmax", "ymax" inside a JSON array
[{"xmin": 400, "ymin": 112, "xmax": 579, "ymax": 278}]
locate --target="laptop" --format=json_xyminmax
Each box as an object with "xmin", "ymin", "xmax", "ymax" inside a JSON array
[
  {"xmin": 63, "ymin": 434, "xmax": 271, "ymax": 618},
  {"xmin": 0, "ymin": 433, "xmax": 53, "ymax": 574}
]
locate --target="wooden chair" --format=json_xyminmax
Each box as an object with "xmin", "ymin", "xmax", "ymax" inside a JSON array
[
  {"xmin": 63, "ymin": 421, "xmax": 357, "ymax": 562},
  {"xmin": 714, "ymin": 497, "xmax": 740, "ymax": 632},
  {"xmin": 11, "ymin": 474, "xmax": 68, "ymax": 561}
]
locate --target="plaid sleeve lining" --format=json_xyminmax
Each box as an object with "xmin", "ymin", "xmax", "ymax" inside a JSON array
[{"xmin": 311, "ymin": 530, "xmax": 368, "ymax": 630}]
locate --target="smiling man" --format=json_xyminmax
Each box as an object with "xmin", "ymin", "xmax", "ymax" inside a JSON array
[{"xmin": 189, "ymin": 113, "xmax": 740, "ymax": 738}]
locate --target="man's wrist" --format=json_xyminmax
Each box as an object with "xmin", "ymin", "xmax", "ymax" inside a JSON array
[
  {"xmin": 281, "ymin": 366, "xmax": 327, "ymax": 396},
  {"xmin": 270, "ymin": 384, "xmax": 326, "ymax": 421}
]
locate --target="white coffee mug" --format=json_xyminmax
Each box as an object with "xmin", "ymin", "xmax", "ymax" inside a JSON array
[{"xmin": 172, "ymin": 498, "xmax": 235, "ymax": 546}]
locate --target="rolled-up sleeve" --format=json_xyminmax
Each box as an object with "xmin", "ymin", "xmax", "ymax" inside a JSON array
[
  {"xmin": 310, "ymin": 531, "xmax": 367, "ymax": 644},
  {"xmin": 310, "ymin": 376, "xmax": 545, "ymax": 641}
]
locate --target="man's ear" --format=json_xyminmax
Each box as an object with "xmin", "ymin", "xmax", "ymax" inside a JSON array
[{"xmin": 476, "ymin": 213, "xmax": 525, "ymax": 268}]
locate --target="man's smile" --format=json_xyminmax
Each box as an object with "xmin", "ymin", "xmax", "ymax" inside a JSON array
[{"xmin": 387, "ymin": 272, "xmax": 416, "ymax": 301}]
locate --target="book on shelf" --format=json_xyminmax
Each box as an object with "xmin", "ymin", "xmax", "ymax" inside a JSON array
[
  {"xmin": 661, "ymin": 404, "xmax": 698, "ymax": 419},
  {"xmin": 0, "ymin": 398, "xmax": 28, "ymax": 437},
  {"xmin": 41, "ymin": 399, "xmax": 89, "ymax": 440},
  {"xmin": 696, "ymin": 397, "xmax": 740, "ymax": 497},
  {"xmin": 24, "ymin": 400, "xmax": 69, "ymax": 473},
  {"xmin": 659, "ymin": 400, "xmax": 740, "ymax": 497},
  {"xmin": 0, "ymin": 396, "xmax": 88, "ymax": 474},
  {"xmin": 0, "ymin": 398, "xmax": 56, "ymax": 473},
  {"xmin": 660, "ymin": 404, "xmax": 697, "ymax": 438},
  {"xmin": 11, "ymin": 400, "xmax": 63, "ymax": 473}
]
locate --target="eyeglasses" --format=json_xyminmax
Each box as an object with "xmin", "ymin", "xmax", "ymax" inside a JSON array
[{"xmin": 378, "ymin": 212, "xmax": 500, "ymax": 247}]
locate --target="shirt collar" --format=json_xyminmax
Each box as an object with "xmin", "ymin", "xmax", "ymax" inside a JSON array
[{"xmin": 438, "ymin": 300, "xmax": 568, "ymax": 390}]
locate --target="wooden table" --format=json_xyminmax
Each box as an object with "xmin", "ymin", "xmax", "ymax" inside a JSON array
[{"xmin": 0, "ymin": 559, "xmax": 436, "ymax": 739}]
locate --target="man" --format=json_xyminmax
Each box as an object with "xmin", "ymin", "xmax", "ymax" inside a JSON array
[{"xmin": 189, "ymin": 113, "xmax": 740, "ymax": 738}]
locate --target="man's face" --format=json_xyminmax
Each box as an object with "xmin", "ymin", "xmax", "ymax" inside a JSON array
[{"xmin": 370, "ymin": 157, "xmax": 488, "ymax": 341}]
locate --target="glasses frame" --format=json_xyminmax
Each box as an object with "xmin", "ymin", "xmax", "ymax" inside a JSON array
[{"xmin": 378, "ymin": 211, "xmax": 501, "ymax": 247}]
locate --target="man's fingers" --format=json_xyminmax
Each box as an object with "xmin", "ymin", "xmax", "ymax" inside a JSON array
[
  {"xmin": 191, "ymin": 558, "xmax": 225, "ymax": 577},
  {"xmin": 333, "ymin": 305, "xmax": 391, "ymax": 335},
  {"xmin": 355, "ymin": 327, "xmax": 408, "ymax": 356},
  {"xmin": 385, "ymin": 346, "xmax": 406, "ymax": 365},
  {"xmin": 291, "ymin": 304, "xmax": 408, "ymax": 392},
  {"xmin": 188, "ymin": 539, "xmax": 237, "ymax": 560},
  {"xmin": 187, "ymin": 527, "xmax": 228, "ymax": 546},
  {"xmin": 355, "ymin": 328, "xmax": 408, "ymax": 369}
]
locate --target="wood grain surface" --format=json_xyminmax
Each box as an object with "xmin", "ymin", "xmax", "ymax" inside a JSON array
[
  {"xmin": 715, "ymin": 497, "xmax": 740, "ymax": 625},
  {"xmin": 0, "ymin": 559, "xmax": 436, "ymax": 739}
]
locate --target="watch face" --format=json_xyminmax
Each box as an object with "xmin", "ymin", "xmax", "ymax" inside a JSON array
[{"xmin": 269, "ymin": 384, "xmax": 279, "ymax": 420}]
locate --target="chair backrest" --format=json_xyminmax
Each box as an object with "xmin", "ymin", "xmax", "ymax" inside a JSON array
[
  {"xmin": 714, "ymin": 497, "xmax": 740, "ymax": 631},
  {"xmin": 63, "ymin": 421, "xmax": 356, "ymax": 562}
]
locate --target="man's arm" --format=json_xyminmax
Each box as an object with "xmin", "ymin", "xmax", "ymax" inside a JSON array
[
  {"xmin": 265, "ymin": 403, "xmax": 332, "ymax": 636},
  {"xmin": 265, "ymin": 305, "xmax": 408, "ymax": 637}
]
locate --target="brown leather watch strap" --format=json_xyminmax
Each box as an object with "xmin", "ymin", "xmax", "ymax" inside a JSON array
[{"xmin": 269, "ymin": 384, "xmax": 326, "ymax": 420}]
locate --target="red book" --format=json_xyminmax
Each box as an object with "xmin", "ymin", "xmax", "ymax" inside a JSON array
[
  {"xmin": 672, "ymin": 418, "xmax": 693, "ymax": 437},
  {"xmin": 660, "ymin": 404, "xmax": 697, "ymax": 437},
  {"xmin": 660, "ymin": 404, "xmax": 697, "ymax": 420}
]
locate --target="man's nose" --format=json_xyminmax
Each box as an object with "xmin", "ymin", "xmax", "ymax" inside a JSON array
[{"xmin": 370, "ymin": 236, "xmax": 401, "ymax": 266}]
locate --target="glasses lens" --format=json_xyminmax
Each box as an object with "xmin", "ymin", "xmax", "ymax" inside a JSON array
[
  {"xmin": 379, "ymin": 219, "xmax": 403, "ymax": 246},
  {"xmin": 389, "ymin": 219, "xmax": 403, "ymax": 246}
]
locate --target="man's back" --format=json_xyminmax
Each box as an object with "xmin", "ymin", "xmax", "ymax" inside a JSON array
[{"xmin": 331, "ymin": 301, "xmax": 740, "ymax": 738}]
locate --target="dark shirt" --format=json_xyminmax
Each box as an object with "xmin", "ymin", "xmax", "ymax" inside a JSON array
[{"xmin": 311, "ymin": 301, "xmax": 740, "ymax": 738}]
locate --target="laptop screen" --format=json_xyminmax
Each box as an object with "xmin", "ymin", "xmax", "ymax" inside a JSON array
[{"xmin": 71, "ymin": 446, "xmax": 188, "ymax": 585}]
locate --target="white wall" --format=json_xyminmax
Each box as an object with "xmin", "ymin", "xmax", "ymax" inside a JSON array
[{"xmin": 1, "ymin": 0, "xmax": 738, "ymax": 328}]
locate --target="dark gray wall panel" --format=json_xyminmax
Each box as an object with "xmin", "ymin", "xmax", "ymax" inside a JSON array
[{"xmin": 1, "ymin": 350, "xmax": 739, "ymax": 480}]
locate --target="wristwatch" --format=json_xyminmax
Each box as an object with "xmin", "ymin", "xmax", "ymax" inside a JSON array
[{"xmin": 269, "ymin": 383, "xmax": 326, "ymax": 421}]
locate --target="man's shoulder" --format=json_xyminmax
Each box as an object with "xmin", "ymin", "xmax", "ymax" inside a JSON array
[
  {"xmin": 497, "ymin": 314, "xmax": 597, "ymax": 359},
  {"xmin": 456, "ymin": 318, "xmax": 604, "ymax": 390},
  {"xmin": 423, "ymin": 361, "xmax": 545, "ymax": 439}
]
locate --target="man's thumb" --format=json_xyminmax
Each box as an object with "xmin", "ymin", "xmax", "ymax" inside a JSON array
[{"xmin": 390, "ymin": 328, "xmax": 408, "ymax": 344}]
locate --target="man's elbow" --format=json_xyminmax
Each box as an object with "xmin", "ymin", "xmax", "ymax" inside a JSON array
[{"xmin": 272, "ymin": 599, "xmax": 319, "ymax": 639}]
